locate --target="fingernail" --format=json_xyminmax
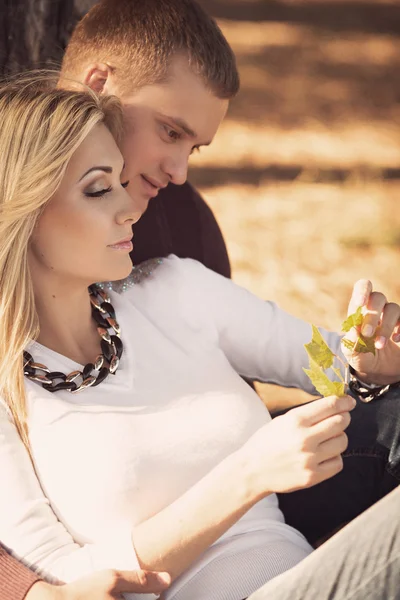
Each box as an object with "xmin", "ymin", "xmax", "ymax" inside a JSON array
[
  {"xmin": 375, "ymin": 336, "xmax": 386, "ymax": 349},
  {"xmin": 349, "ymin": 396, "xmax": 357, "ymax": 408},
  {"xmin": 393, "ymin": 334, "xmax": 400, "ymax": 343},
  {"xmin": 157, "ymin": 573, "xmax": 171, "ymax": 584},
  {"xmin": 362, "ymin": 324, "xmax": 374, "ymax": 338}
]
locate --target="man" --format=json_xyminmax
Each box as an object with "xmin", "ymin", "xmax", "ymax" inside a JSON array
[
  {"xmin": 60, "ymin": 0, "xmax": 237, "ymax": 279},
  {"xmin": 59, "ymin": 0, "xmax": 400, "ymax": 549}
]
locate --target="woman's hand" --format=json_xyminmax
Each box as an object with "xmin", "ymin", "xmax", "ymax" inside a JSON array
[
  {"xmin": 342, "ymin": 280, "xmax": 400, "ymax": 385},
  {"xmin": 27, "ymin": 569, "xmax": 171, "ymax": 600},
  {"xmin": 240, "ymin": 395, "xmax": 355, "ymax": 498}
]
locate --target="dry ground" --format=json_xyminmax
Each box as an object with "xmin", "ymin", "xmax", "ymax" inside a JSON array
[{"xmin": 191, "ymin": 0, "xmax": 400, "ymax": 410}]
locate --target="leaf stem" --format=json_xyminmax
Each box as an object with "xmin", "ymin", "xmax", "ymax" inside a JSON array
[{"xmin": 344, "ymin": 363, "xmax": 350, "ymax": 394}]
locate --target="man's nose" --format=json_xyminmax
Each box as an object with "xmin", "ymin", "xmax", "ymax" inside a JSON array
[{"xmin": 163, "ymin": 154, "xmax": 189, "ymax": 186}]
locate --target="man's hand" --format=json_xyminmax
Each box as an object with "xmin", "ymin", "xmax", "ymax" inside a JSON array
[
  {"xmin": 342, "ymin": 279, "xmax": 400, "ymax": 385},
  {"xmin": 27, "ymin": 569, "xmax": 171, "ymax": 600}
]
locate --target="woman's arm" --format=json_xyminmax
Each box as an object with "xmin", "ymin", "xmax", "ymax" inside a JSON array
[
  {"xmin": 0, "ymin": 377, "xmax": 352, "ymax": 587},
  {"xmin": 132, "ymin": 395, "xmax": 354, "ymax": 580},
  {"xmin": 155, "ymin": 257, "xmax": 344, "ymax": 393},
  {"xmin": 0, "ymin": 404, "xmax": 139, "ymax": 584},
  {"xmin": 166, "ymin": 258, "xmax": 400, "ymax": 389},
  {"xmin": 26, "ymin": 570, "xmax": 170, "ymax": 600},
  {"xmin": 0, "ymin": 543, "xmax": 169, "ymax": 600}
]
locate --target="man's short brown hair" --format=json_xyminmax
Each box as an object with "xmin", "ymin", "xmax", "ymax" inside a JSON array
[{"xmin": 61, "ymin": 0, "xmax": 239, "ymax": 99}]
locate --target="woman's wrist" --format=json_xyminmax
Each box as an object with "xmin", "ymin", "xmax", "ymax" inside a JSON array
[
  {"xmin": 234, "ymin": 445, "xmax": 271, "ymax": 504},
  {"xmin": 132, "ymin": 448, "xmax": 262, "ymax": 580}
]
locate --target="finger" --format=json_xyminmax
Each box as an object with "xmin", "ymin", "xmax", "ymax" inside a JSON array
[
  {"xmin": 317, "ymin": 432, "xmax": 348, "ymax": 463},
  {"xmin": 375, "ymin": 302, "xmax": 400, "ymax": 349},
  {"xmin": 392, "ymin": 323, "xmax": 400, "ymax": 343},
  {"xmin": 361, "ymin": 291, "xmax": 387, "ymax": 338},
  {"xmin": 348, "ymin": 279, "xmax": 372, "ymax": 316},
  {"xmin": 310, "ymin": 411, "xmax": 351, "ymax": 443},
  {"xmin": 292, "ymin": 395, "xmax": 356, "ymax": 427},
  {"xmin": 316, "ymin": 454, "xmax": 344, "ymax": 482},
  {"xmin": 114, "ymin": 570, "xmax": 171, "ymax": 594}
]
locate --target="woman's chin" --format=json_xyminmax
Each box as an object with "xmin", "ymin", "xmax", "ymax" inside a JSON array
[{"xmin": 100, "ymin": 256, "xmax": 133, "ymax": 283}]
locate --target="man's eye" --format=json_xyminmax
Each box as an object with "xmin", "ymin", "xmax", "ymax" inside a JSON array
[
  {"xmin": 164, "ymin": 126, "xmax": 180, "ymax": 141},
  {"xmin": 84, "ymin": 185, "xmax": 112, "ymax": 198}
]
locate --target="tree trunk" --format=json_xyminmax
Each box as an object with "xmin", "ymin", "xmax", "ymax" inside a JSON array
[{"xmin": 0, "ymin": 0, "xmax": 97, "ymax": 76}]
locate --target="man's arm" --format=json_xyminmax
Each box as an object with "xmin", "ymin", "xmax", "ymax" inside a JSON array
[{"xmin": 0, "ymin": 544, "xmax": 41, "ymax": 600}]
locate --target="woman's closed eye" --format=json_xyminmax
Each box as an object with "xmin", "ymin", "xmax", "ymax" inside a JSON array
[{"xmin": 84, "ymin": 180, "xmax": 130, "ymax": 198}]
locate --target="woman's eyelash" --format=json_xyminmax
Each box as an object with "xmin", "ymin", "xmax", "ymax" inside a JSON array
[
  {"xmin": 85, "ymin": 186, "xmax": 112, "ymax": 198},
  {"xmin": 85, "ymin": 181, "xmax": 129, "ymax": 198}
]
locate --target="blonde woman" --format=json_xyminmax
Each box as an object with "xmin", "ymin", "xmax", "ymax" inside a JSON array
[{"xmin": 0, "ymin": 77, "xmax": 399, "ymax": 600}]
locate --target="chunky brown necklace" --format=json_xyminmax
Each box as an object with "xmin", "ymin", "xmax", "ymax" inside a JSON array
[{"xmin": 23, "ymin": 285, "xmax": 123, "ymax": 393}]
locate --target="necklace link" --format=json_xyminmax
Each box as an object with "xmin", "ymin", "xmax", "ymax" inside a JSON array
[{"xmin": 23, "ymin": 285, "xmax": 124, "ymax": 393}]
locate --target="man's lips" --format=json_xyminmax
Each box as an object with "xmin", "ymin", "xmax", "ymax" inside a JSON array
[{"xmin": 140, "ymin": 174, "xmax": 167, "ymax": 198}]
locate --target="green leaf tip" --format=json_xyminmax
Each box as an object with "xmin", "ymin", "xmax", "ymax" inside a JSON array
[
  {"xmin": 341, "ymin": 306, "xmax": 363, "ymax": 333},
  {"xmin": 304, "ymin": 324, "xmax": 335, "ymax": 370},
  {"xmin": 303, "ymin": 359, "xmax": 346, "ymax": 398}
]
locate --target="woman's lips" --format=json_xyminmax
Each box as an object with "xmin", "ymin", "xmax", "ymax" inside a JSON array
[{"xmin": 108, "ymin": 236, "xmax": 133, "ymax": 251}]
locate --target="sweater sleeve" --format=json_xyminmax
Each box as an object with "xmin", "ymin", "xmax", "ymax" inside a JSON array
[
  {"xmin": 0, "ymin": 402, "xmax": 140, "ymax": 585},
  {"xmin": 169, "ymin": 257, "xmax": 344, "ymax": 394},
  {"xmin": 0, "ymin": 543, "xmax": 42, "ymax": 600}
]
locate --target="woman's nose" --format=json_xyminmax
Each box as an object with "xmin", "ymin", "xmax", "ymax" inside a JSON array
[{"xmin": 117, "ymin": 188, "xmax": 142, "ymax": 224}]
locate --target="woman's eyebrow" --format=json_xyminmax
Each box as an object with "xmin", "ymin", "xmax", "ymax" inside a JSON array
[{"xmin": 79, "ymin": 166, "xmax": 113, "ymax": 181}]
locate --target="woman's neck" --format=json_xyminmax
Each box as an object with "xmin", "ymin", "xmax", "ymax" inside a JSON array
[{"xmin": 32, "ymin": 273, "xmax": 102, "ymax": 366}]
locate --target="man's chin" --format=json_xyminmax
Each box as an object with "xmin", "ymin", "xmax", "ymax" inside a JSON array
[{"xmin": 134, "ymin": 194, "xmax": 151, "ymax": 216}]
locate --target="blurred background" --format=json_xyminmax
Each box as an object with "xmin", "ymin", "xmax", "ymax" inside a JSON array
[
  {"xmin": 193, "ymin": 0, "xmax": 400, "ymax": 406},
  {"xmin": 1, "ymin": 0, "xmax": 399, "ymax": 406},
  {"xmin": 192, "ymin": 0, "xmax": 400, "ymax": 331}
]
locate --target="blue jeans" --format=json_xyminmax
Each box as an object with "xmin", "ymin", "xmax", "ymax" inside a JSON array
[{"xmin": 276, "ymin": 386, "xmax": 400, "ymax": 546}]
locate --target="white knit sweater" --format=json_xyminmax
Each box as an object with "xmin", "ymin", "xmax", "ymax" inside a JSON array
[{"xmin": 0, "ymin": 256, "xmax": 344, "ymax": 600}]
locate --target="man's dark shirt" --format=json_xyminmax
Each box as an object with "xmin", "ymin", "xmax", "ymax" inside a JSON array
[{"xmin": 132, "ymin": 181, "xmax": 231, "ymax": 278}]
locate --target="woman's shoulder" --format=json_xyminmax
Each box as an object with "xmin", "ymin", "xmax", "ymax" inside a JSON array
[
  {"xmin": 96, "ymin": 255, "xmax": 218, "ymax": 326},
  {"xmin": 98, "ymin": 257, "xmax": 166, "ymax": 294},
  {"xmin": 98, "ymin": 254, "xmax": 209, "ymax": 297}
]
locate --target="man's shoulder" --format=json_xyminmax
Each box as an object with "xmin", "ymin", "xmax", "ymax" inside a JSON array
[{"xmin": 132, "ymin": 182, "xmax": 231, "ymax": 278}]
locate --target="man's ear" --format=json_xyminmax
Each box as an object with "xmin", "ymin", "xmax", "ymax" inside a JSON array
[{"xmin": 83, "ymin": 64, "xmax": 115, "ymax": 94}]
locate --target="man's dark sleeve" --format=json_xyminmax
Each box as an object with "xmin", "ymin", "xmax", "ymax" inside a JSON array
[
  {"xmin": 132, "ymin": 181, "xmax": 231, "ymax": 278},
  {"xmin": 0, "ymin": 543, "xmax": 42, "ymax": 600},
  {"xmin": 188, "ymin": 183, "xmax": 231, "ymax": 278}
]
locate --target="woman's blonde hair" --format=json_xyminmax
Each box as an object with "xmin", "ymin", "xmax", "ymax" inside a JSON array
[{"xmin": 0, "ymin": 72, "xmax": 124, "ymax": 450}]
